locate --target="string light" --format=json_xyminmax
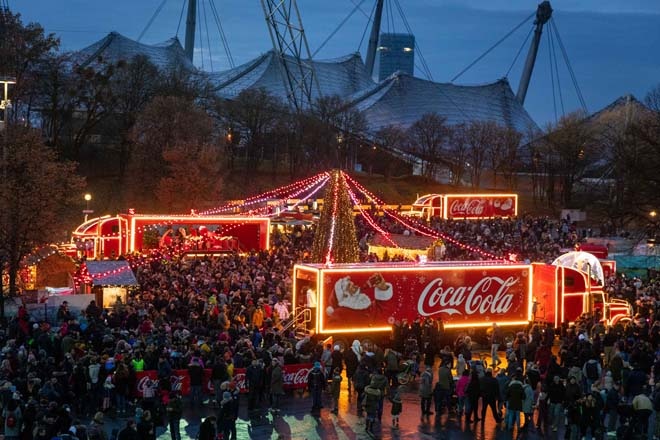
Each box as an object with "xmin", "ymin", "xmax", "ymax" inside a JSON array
[
  {"xmin": 346, "ymin": 186, "xmax": 398, "ymax": 248},
  {"xmin": 342, "ymin": 172, "xmax": 507, "ymax": 262},
  {"xmin": 199, "ymin": 172, "xmax": 330, "ymax": 215},
  {"xmin": 324, "ymin": 172, "xmax": 340, "ymax": 265}
]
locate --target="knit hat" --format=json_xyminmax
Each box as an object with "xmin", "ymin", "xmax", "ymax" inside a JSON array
[
  {"xmin": 314, "ymin": 361, "xmax": 321, "ymax": 369},
  {"xmin": 93, "ymin": 412, "xmax": 104, "ymax": 423}
]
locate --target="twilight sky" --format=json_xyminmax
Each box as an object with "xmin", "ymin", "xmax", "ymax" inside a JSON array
[{"xmin": 12, "ymin": 0, "xmax": 660, "ymax": 126}]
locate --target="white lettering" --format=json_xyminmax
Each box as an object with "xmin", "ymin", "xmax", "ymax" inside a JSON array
[{"xmin": 418, "ymin": 276, "xmax": 518, "ymax": 317}]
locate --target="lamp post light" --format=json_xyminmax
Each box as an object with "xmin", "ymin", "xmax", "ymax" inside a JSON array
[
  {"xmin": 83, "ymin": 193, "xmax": 93, "ymax": 221},
  {"xmin": 0, "ymin": 78, "xmax": 16, "ymax": 131}
]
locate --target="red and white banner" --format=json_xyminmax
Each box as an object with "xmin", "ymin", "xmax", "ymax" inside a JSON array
[
  {"xmin": 444, "ymin": 194, "xmax": 516, "ymax": 219},
  {"xmin": 134, "ymin": 364, "xmax": 313, "ymax": 397}
]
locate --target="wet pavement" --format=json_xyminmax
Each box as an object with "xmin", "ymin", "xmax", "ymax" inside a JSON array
[{"xmin": 97, "ymin": 351, "xmax": 559, "ymax": 440}]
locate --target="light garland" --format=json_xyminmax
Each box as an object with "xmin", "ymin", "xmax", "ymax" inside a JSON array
[
  {"xmin": 346, "ymin": 186, "xmax": 398, "ymax": 248},
  {"xmin": 75, "ymin": 173, "xmax": 332, "ymax": 242},
  {"xmin": 325, "ymin": 172, "xmax": 340, "ymax": 265},
  {"xmin": 342, "ymin": 172, "xmax": 507, "ymax": 262},
  {"xmin": 199, "ymin": 172, "xmax": 330, "ymax": 215}
]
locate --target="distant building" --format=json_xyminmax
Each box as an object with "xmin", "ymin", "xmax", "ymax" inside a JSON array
[{"xmin": 375, "ymin": 33, "xmax": 415, "ymax": 81}]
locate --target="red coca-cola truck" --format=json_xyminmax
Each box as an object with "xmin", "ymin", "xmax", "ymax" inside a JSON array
[
  {"xmin": 292, "ymin": 260, "xmax": 631, "ymax": 340},
  {"xmin": 409, "ymin": 193, "xmax": 518, "ymax": 220}
]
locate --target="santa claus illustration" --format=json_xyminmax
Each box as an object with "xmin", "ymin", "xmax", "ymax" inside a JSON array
[{"xmin": 331, "ymin": 276, "xmax": 372, "ymax": 313}]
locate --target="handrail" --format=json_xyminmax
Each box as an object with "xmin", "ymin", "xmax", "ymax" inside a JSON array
[{"xmin": 279, "ymin": 308, "xmax": 311, "ymax": 336}]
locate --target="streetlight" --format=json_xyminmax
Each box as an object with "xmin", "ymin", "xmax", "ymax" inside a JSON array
[
  {"xmin": 0, "ymin": 78, "xmax": 16, "ymax": 130},
  {"xmin": 83, "ymin": 193, "xmax": 93, "ymax": 221}
]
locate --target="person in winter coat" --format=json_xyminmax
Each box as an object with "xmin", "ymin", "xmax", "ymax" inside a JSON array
[
  {"xmin": 331, "ymin": 345, "xmax": 343, "ymax": 374},
  {"xmin": 419, "ymin": 368, "xmax": 433, "ymax": 419},
  {"xmin": 363, "ymin": 379, "xmax": 382, "ymax": 433},
  {"xmin": 308, "ymin": 361, "xmax": 326, "ymax": 412},
  {"xmin": 344, "ymin": 344, "xmax": 359, "ymax": 394},
  {"xmin": 353, "ymin": 363, "xmax": 370, "ymax": 415},
  {"xmin": 197, "ymin": 416, "xmax": 216, "ymax": 440},
  {"xmin": 582, "ymin": 357, "xmax": 602, "ymax": 394},
  {"xmin": 330, "ymin": 368, "xmax": 342, "ymax": 414},
  {"xmin": 565, "ymin": 376, "xmax": 582, "ymax": 403},
  {"xmin": 217, "ymin": 391, "xmax": 236, "ymax": 439},
  {"xmin": 456, "ymin": 369, "xmax": 470, "ymax": 418},
  {"xmin": 547, "ymin": 375, "xmax": 566, "ymax": 432},
  {"xmin": 187, "ymin": 358, "xmax": 204, "ymax": 408},
  {"xmin": 495, "ymin": 368, "xmax": 510, "ymax": 414},
  {"xmin": 456, "ymin": 354, "xmax": 467, "ymax": 377},
  {"xmin": 166, "ymin": 392, "xmax": 183, "ymax": 440},
  {"xmin": 269, "ymin": 359, "xmax": 284, "ymax": 413},
  {"xmin": 385, "ymin": 349, "xmax": 400, "ymax": 390},
  {"xmin": 465, "ymin": 370, "xmax": 481, "ymax": 423},
  {"xmin": 137, "ymin": 410, "xmax": 156, "ymax": 440},
  {"xmin": 505, "ymin": 375, "xmax": 525, "ymax": 430},
  {"xmin": 369, "ymin": 368, "xmax": 388, "ymax": 422},
  {"xmin": 117, "ymin": 419, "xmax": 139, "ymax": 440},
  {"xmin": 389, "ymin": 385, "xmax": 404, "ymax": 429},
  {"xmin": 3, "ymin": 394, "xmax": 22, "ymax": 440},
  {"xmin": 521, "ymin": 377, "xmax": 535, "ymax": 430},
  {"xmin": 605, "ymin": 381, "xmax": 620, "ymax": 434},
  {"xmin": 434, "ymin": 359, "xmax": 453, "ymax": 416},
  {"xmin": 480, "ymin": 369, "xmax": 502, "ymax": 424},
  {"xmin": 246, "ymin": 359, "xmax": 264, "ymax": 413}
]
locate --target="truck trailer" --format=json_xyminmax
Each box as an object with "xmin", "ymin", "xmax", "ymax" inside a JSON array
[{"xmin": 292, "ymin": 259, "xmax": 631, "ymax": 339}]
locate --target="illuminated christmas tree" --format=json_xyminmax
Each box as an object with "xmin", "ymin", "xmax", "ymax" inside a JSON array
[{"xmin": 311, "ymin": 170, "xmax": 360, "ymax": 264}]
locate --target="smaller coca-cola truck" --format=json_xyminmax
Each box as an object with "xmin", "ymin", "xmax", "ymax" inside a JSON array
[
  {"xmin": 292, "ymin": 260, "xmax": 631, "ymax": 339},
  {"xmin": 409, "ymin": 193, "xmax": 518, "ymax": 220}
]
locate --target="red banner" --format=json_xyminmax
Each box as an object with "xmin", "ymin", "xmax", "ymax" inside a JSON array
[
  {"xmin": 444, "ymin": 194, "xmax": 516, "ymax": 219},
  {"xmin": 134, "ymin": 364, "xmax": 313, "ymax": 397},
  {"xmin": 315, "ymin": 264, "xmax": 531, "ymax": 332}
]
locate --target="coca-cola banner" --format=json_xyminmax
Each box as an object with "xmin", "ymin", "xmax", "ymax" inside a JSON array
[
  {"xmin": 445, "ymin": 194, "xmax": 516, "ymax": 219},
  {"xmin": 320, "ymin": 264, "xmax": 531, "ymax": 332},
  {"xmin": 134, "ymin": 364, "xmax": 313, "ymax": 397}
]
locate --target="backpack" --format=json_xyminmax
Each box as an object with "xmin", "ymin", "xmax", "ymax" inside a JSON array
[
  {"xmin": 585, "ymin": 362, "xmax": 599, "ymax": 381},
  {"xmin": 5, "ymin": 411, "xmax": 17, "ymax": 428}
]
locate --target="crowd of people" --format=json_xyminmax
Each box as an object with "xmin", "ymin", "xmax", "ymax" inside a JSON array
[{"xmin": 0, "ymin": 212, "xmax": 658, "ymax": 440}]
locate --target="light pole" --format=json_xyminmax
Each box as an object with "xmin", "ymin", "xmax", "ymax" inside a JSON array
[
  {"xmin": 83, "ymin": 193, "xmax": 93, "ymax": 222},
  {"xmin": 0, "ymin": 78, "xmax": 16, "ymax": 131}
]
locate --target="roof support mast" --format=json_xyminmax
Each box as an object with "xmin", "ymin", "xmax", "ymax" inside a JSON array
[
  {"xmin": 184, "ymin": 0, "xmax": 197, "ymax": 62},
  {"xmin": 516, "ymin": 1, "xmax": 552, "ymax": 105},
  {"xmin": 261, "ymin": 0, "xmax": 321, "ymax": 112},
  {"xmin": 364, "ymin": 0, "xmax": 384, "ymax": 79}
]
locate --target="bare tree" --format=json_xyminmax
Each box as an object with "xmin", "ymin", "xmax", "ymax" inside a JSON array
[
  {"xmin": 407, "ymin": 113, "xmax": 450, "ymax": 179},
  {"xmin": 464, "ymin": 120, "xmax": 496, "ymax": 188},
  {"xmin": 129, "ymin": 96, "xmax": 215, "ymax": 209},
  {"xmin": 446, "ymin": 123, "xmax": 469, "ymax": 186},
  {"xmin": 544, "ymin": 111, "xmax": 594, "ymax": 206},
  {"xmin": 374, "ymin": 125, "xmax": 407, "ymax": 180},
  {"xmin": 224, "ymin": 88, "xmax": 284, "ymax": 173}
]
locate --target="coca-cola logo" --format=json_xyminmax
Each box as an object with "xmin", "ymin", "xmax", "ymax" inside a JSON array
[
  {"xmin": 233, "ymin": 372, "xmax": 246, "ymax": 390},
  {"xmin": 449, "ymin": 199, "xmax": 486, "ymax": 216},
  {"xmin": 170, "ymin": 375, "xmax": 185, "ymax": 392},
  {"xmin": 137, "ymin": 376, "xmax": 158, "ymax": 393},
  {"xmin": 282, "ymin": 368, "xmax": 310, "ymax": 385},
  {"xmin": 417, "ymin": 276, "xmax": 518, "ymax": 317}
]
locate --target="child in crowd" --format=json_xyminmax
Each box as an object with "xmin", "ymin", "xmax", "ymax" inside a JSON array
[{"xmin": 390, "ymin": 385, "xmax": 404, "ymax": 429}]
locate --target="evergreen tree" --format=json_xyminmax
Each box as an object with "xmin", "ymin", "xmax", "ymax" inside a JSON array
[{"xmin": 311, "ymin": 171, "xmax": 359, "ymax": 264}]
